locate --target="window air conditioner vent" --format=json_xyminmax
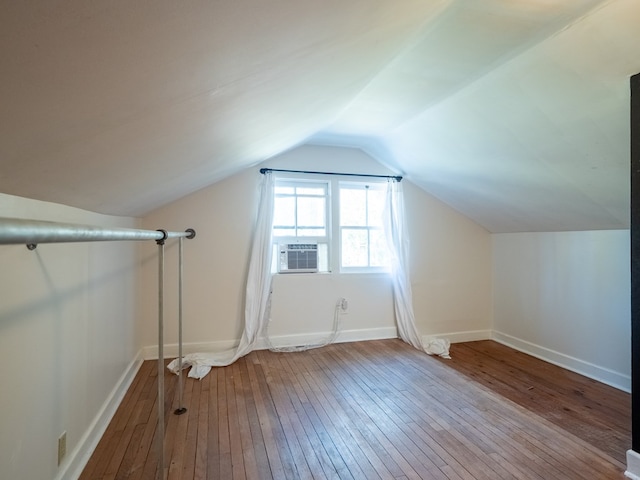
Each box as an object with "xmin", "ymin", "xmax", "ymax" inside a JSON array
[{"xmin": 278, "ymin": 243, "xmax": 318, "ymax": 273}]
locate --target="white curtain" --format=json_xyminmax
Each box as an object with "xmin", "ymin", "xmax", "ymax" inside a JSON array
[
  {"xmin": 384, "ymin": 179, "xmax": 425, "ymax": 351},
  {"xmin": 168, "ymin": 172, "xmax": 275, "ymax": 378}
]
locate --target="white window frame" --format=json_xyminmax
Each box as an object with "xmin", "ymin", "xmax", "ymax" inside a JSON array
[
  {"xmin": 270, "ymin": 173, "xmax": 391, "ymax": 275},
  {"xmin": 338, "ymin": 180, "xmax": 390, "ymax": 274},
  {"xmin": 272, "ymin": 177, "xmax": 331, "ymax": 273}
]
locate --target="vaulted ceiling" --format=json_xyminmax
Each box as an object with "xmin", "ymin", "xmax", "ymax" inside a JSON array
[{"xmin": 1, "ymin": 0, "xmax": 638, "ymax": 232}]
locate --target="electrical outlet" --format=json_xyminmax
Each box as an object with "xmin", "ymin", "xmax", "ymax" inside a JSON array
[
  {"xmin": 340, "ymin": 298, "xmax": 348, "ymax": 313},
  {"xmin": 58, "ymin": 432, "xmax": 66, "ymax": 465}
]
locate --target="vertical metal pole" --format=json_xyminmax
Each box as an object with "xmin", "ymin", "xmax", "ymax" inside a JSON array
[
  {"xmin": 631, "ymin": 72, "xmax": 640, "ymax": 453},
  {"xmin": 175, "ymin": 237, "xmax": 187, "ymax": 415},
  {"xmin": 157, "ymin": 240, "xmax": 166, "ymax": 479}
]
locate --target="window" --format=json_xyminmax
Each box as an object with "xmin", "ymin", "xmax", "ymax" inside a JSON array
[
  {"xmin": 270, "ymin": 176, "xmax": 390, "ymax": 273},
  {"xmin": 273, "ymin": 181, "xmax": 328, "ymax": 238},
  {"xmin": 339, "ymin": 182, "xmax": 390, "ymax": 271},
  {"xmin": 272, "ymin": 179, "xmax": 330, "ymax": 272}
]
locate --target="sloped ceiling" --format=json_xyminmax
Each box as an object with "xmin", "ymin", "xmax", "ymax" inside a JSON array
[{"xmin": 0, "ymin": 0, "xmax": 638, "ymax": 232}]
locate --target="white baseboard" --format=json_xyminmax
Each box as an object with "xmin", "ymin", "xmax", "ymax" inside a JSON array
[
  {"xmin": 492, "ymin": 330, "xmax": 631, "ymax": 392},
  {"xmin": 423, "ymin": 330, "xmax": 492, "ymax": 345},
  {"xmin": 337, "ymin": 326, "xmax": 398, "ymax": 342},
  {"xmin": 626, "ymin": 450, "xmax": 640, "ymax": 479},
  {"xmin": 56, "ymin": 353, "xmax": 143, "ymax": 480},
  {"xmin": 143, "ymin": 326, "xmax": 399, "ymax": 360},
  {"xmin": 258, "ymin": 326, "xmax": 399, "ymax": 350},
  {"xmin": 142, "ymin": 340, "xmax": 239, "ymax": 360}
]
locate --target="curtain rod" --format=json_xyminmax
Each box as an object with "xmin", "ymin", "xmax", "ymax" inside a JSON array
[
  {"xmin": 0, "ymin": 217, "xmax": 196, "ymax": 248},
  {"xmin": 259, "ymin": 168, "xmax": 402, "ymax": 182}
]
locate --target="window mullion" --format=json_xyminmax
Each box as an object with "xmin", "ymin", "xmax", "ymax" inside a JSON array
[
  {"xmin": 365, "ymin": 188, "xmax": 370, "ymax": 267},
  {"xmin": 294, "ymin": 193, "xmax": 299, "ymax": 237},
  {"xmin": 367, "ymin": 227, "xmax": 371, "ymax": 267}
]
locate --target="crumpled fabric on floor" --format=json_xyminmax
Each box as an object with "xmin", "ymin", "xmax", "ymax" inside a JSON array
[
  {"xmin": 424, "ymin": 337, "xmax": 451, "ymax": 359},
  {"xmin": 167, "ymin": 351, "xmax": 236, "ymax": 379}
]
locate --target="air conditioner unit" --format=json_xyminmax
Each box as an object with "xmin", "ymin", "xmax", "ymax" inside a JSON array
[{"xmin": 278, "ymin": 242, "xmax": 318, "ymax": 273}]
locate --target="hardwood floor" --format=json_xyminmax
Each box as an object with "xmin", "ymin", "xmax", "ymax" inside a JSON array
[
  {"xmin": 439, "ymin": 341, "xmax": 631, "ymax": 465},
  {"xmin": 80, "ymin": 339, "xmax": 630, "ymax": 479}
]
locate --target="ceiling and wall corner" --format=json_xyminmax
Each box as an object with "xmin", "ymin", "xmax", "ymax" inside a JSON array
[{"xmin": 0, "ymin": 0, "xmax": 638, "ymax": 233}]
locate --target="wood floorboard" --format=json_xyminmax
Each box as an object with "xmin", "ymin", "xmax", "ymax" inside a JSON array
[
  {"xmin": 438, "ymin": 341, "xmax": 631, "ymax": 464},
  {"xmin": 277, "ymin": 354, "xmax": 340, "ymax": 480},
  {"xmin": 81, "ymin": 339, "xmax": 630, "ymax": 479}
]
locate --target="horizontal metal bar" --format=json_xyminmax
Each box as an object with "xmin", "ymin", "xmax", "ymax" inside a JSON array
[
  {"xmin": 259, "ymin": 168, "xmax": 402, "ymax": 182},
  {"xmin": 0, "ymin": 217, "xmax": 196, "ymax": 246}
]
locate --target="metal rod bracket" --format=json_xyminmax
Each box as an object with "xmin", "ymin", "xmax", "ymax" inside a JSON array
[{"xmin": 155, "ymin": 229, "xmax": 168, "ymax": 245}]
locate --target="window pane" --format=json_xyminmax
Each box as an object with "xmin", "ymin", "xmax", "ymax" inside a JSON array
[
  {"xmin": 369, "ymin": 228, "xmax": 390, "ymax": 267},
  {"xmin": 318, "ymin": 243, "xmax": 329, "ymax": 272},
  {"xmin": 296, "ymin": 186, "xmax": 325, "ymax": 195},
  {"xmin": 341, "ymin": 228, "xmax": 368, "ymax": 267},
  {"xmin": 275, "ymin": 186, "xmax": 295, "ymax": 194},
  {"xmin": 274, "ymin": 196, "xmax": 295, "ymax": 227},
  {"xmin": 340, "ymin": 188, "xmax": 366, "ymax": 226},
  {"xmin": 368, "ymin": 189, "xmax": 386, "ymax": 227},
  {"xmin": 273, "ymin": 227, "xmax": 295, "ymax": 237},
  {"xmin": 298, "ymin": 197, "xmax": 325, "ymax": 227},
  {"xmin": 298, "ymin": 227, "xmax": 326, "ymax": 236}
]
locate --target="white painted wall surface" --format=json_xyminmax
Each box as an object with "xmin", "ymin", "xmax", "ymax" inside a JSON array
[
  {"xmin": 403, "ymin": 181, "xmax": 492, "ymax": 338},
  {"xmin": 0, "ymin": 193, "xmax": 139, "ymax": 480},
  {"xmin": 139, "ymin": 145, "xmax": 492, "ymax": 352},
  {"xmin": 493, "ymin": 230, "xmax": 631, "ymax": 390}
]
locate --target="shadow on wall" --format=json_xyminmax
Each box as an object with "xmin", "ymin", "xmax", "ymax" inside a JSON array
[{"xmin": 0, "ymin": 248, "xmax": 137, "ymax": 329}]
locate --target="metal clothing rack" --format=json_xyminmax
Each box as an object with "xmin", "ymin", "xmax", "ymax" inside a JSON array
[{"xmin": 0, "ymin": 216, "xmax": 195, "ymax": 479}]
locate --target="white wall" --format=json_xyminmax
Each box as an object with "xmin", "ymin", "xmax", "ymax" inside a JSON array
[
  {"xmin": 139, "ymin": 145, "xmax": 493, "ymax": 353},
  {"xmin": 0, "ymin": 193, "xmax": 140, "ymax": 480},
  {"xmin": 492, "ymin": 230, "xmax": 631, "ymax": 390},
  {"xmin": 0, "ymin": 148, "xmax": 629, "ymax": 480},
  {"xmin": 404, "ymin": 180, "xmax": 493, "ymax": 338}
]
